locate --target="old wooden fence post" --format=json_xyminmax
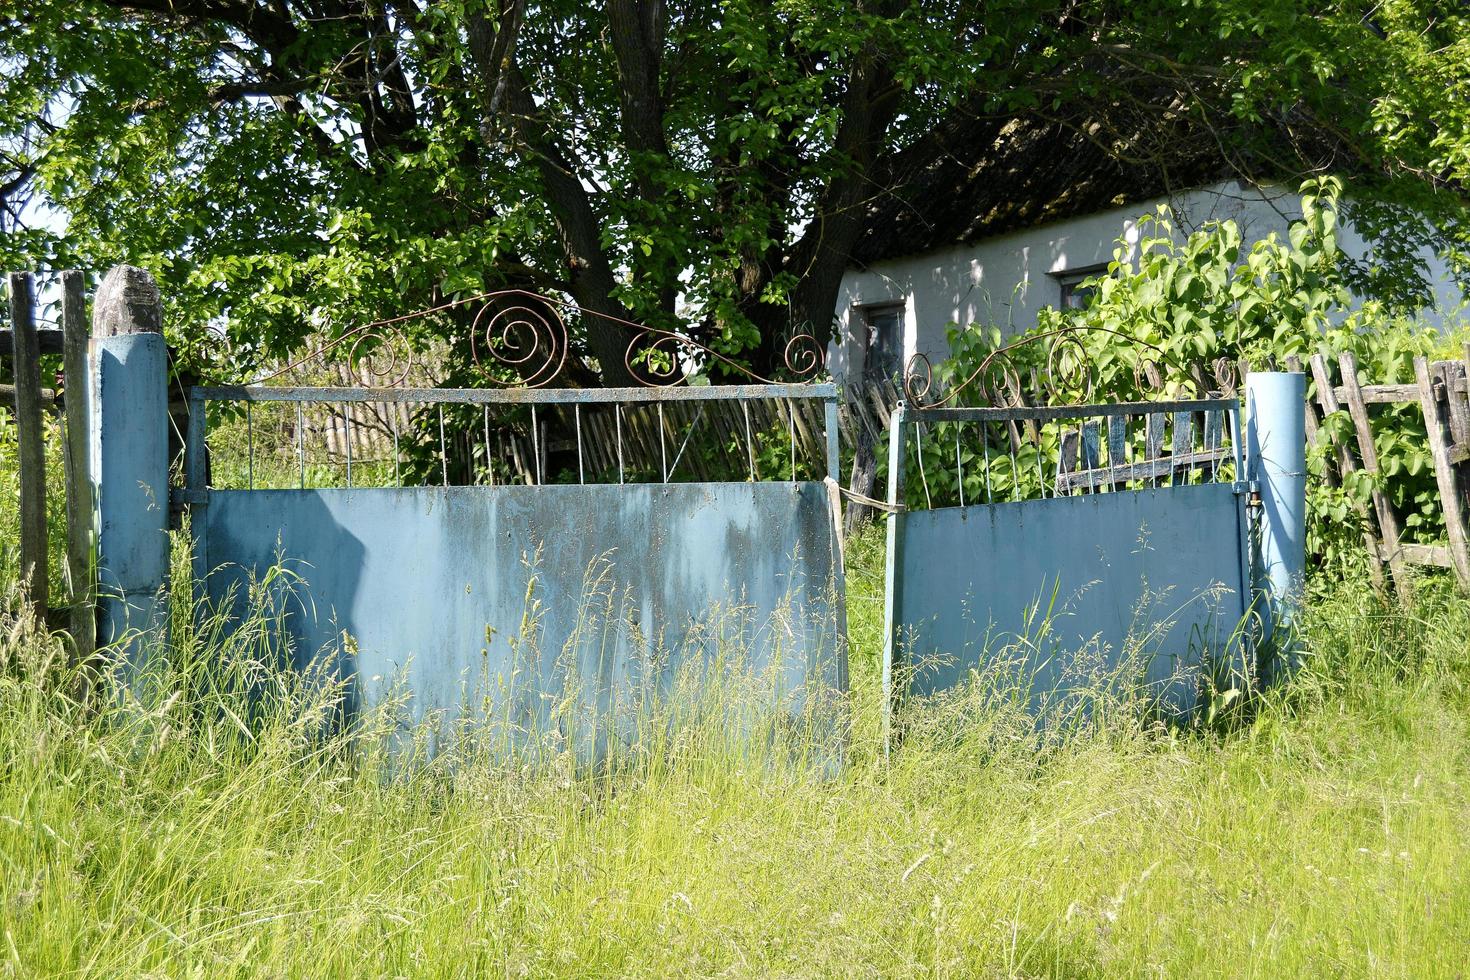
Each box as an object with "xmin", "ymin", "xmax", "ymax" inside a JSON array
[
  {"xmin": 60, "ymin": 271, "xmax": 96, "ymax": 670},
  {"xmin": 90, "ymin": 265, "xmax": 171, "ymax": 656},
  {"xmin": 7, "ymin": 271, "xmax": 48, "ymax": 618},
  {"xmin": 1415, "ymin": 355, "xmax": 1470, "ymax": 585}
]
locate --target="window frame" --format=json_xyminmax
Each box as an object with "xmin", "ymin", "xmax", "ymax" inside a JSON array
[
  {"xmin": 855, "ymin": 301, "xmax": 906, "ymax": 382},
  {"xmin": 1052, "ymin": 264, "xmax": 1110, "ymax": 311}
]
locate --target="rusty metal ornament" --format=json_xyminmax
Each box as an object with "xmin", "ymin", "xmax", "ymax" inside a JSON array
[
  {"xmin": 469, "ymin": 294, "xmax": 568, "ymax": 387},
  {"xmin": 903, "ymin": 325, "xmax": 1167, "ymax": 409},
  {"xmin": 263, "ymin": 289, "xmax": 824, "ymax": 389}
]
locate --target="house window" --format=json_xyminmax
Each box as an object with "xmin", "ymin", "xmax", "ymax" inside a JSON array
[
  {"xmin": 1053, "ymin": 265, "xmax": 1109, "ymax": 311},
  {"xmin": 858, "ymin": 302, "xmax": 904, "ymax": 382}
]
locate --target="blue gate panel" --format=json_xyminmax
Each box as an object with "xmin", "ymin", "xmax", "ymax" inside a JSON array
[
  {"xmin": 895, "ymin": 483, "xmax": 1248, "ymax": 715},
  {"xmin": 200, "ymin": 482, "xmax": 844, "ymax": 757}
]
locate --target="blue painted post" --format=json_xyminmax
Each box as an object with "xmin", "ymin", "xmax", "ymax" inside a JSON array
[
  {"xmin": 1245, "ymin": 371, "xmax": 1306, "ymax": 683},
  {"xmin": 89, "ymin": 265, "xmax": 171, "ymax": 656}
]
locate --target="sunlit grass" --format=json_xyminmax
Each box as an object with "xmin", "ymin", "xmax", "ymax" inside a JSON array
[{"xmin": 2, "ymin": 515, "xmax": 1468, "ymax": 976}]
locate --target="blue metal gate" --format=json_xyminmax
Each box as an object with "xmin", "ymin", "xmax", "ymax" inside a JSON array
[
  {"xmin": 881, "ymin": 395, "xmax": 1254, "ymax": 725},
  {"xmin": 184, "ymin": 381, "xmax": 847, "ymax": 761}
]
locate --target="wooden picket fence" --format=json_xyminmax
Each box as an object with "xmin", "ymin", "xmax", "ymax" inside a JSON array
[
  {"xmin": 2, "ymin": 271, "xmax": 96, "ymax": 660},
  {"xmin": 1287, "ymin": 347, "xmax": 1470, "ymax": 598}
]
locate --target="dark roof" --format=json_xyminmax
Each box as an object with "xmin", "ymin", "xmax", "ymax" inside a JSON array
[{"xmin": 851, "ymin": 109, "xmax": 1259, "ymax": 266}]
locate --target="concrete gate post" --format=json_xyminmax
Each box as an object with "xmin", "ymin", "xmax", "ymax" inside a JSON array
[{"xmin": 90, "ymin": 265, "xmax": 171, "ymax": 659}]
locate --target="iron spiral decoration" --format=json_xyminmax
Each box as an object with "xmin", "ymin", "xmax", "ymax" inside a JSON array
[
  {"xmin": 469, "ymin": 294, "xmax": 568, "ymax": 388},
  {"xmin": 260, "ymin": 288, "xmax": 823, "ymax": 389},
  {"xmin": 623, "ymin": 328, "xmax": 700, "ymax": 387},
  {"xmin": 624, "ymin": 325, "xmax": 826, "ymax": 387},
  {"xmin": 348, "ymin": 330, "xmax": 417, "ymax": 387},
  {"xmin": 903, "ymin": 324, "xmax": 1169, "ymax": 409},
  {"xmin": 783, "ymin": 332, "xmax": 824, "ymax": 380}
]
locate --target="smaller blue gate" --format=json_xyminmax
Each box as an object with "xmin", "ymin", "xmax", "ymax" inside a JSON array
[{"xmin": 881, "ymin": 394, "xmax": 1256, "ymax": 728}]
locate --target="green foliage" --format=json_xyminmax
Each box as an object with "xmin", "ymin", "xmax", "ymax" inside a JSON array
[
  {"xmin": 4, "ymin": 0, "xmax": 1470, "ymax": 382},
  {"xmin": 918, "ymin": 179, "xmax": 1449, "ymax": 570}
]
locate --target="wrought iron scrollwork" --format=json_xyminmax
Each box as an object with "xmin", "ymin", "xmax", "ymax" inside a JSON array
[
  {"xmin": 623, "ymin": 323, "xmax": 826, "ymax": 387},
  {"xmin": 903, "ymin": 325, "xmax": 1169, "ymax": 409},
  {"xmin": 469, "ymin": 294, "xmax": 568, "ymax": 388},
  {"xmin": 260, "ymin": 288, "xmax": 825, "ymax": 388}
]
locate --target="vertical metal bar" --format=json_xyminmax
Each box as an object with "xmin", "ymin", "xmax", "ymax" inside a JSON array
[
  {"xmin": 344, "ymin": 406, "xmax": 352, "ymax": 487},
  {"xmin": 658, "ymin": 403, "xmax": 667, "ymax": 483},
  {"xmin": 1008, "ymin": 438, "xmax": 1019, "ymax": 502},
  {"xmin": 913, "ymin": 421, "xmax": 932, "ymax": 510},
  {"xmin": 390, "ymin": 407, "xmax": 400, "ymax": 487},
  {"xmin": 438, "ymin": 404, "xmax": 448, "ymax": 486},
  {"xmin": 483, "ymin": 406, "xmax": 492, "ymax": 486},
  {"xmin": 616, "ymin": 404, "xmax": 624, "ymax": 484},
  {"xmin": 742, "ymin": 401, "xmax": 755, "ymax": 481},
  {"xmin": 297, "ymin": 402, "xmax": 306, "ymax": 488},
  {"xmin": 531, "ymin": 405, "xmax": 541, "ymax": 485},
  {"xmin": 881, "ymin": 403, "xmax": 909, "ymax": 756},
  {"xmin": 982, "ymin": 423, "xmax": 992, "ymax": 503},
  {"xmin": 788, "ymin": 401, "xmax": 797, "ymax": 480},
  {"xmin": 246, "ymin": 401, "xmax": 254, "ymax": 490},
  {"xmin": 575, "ymin": 404, "xmax": 585, "ymax": 484},
  {"xmin": 186, "ymin": 390, "xmax": 209, "ymax": 590},
  {"xmin": 824, "ymin": 397, "xmax": 840, "ymax": 484},
  {"xmin": 1036, "ymin": 418, "xmax": 1047, "ymax": 498},
  {"xmin": 954, "ymin": 424, "xmax": 965, "ymax": 508}
]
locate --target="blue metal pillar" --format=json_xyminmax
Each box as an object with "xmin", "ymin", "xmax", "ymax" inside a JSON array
[
  {"xmin": 89, "ymin": 265, "xmax": 171, "ymax": 656},
  {"xmin": 1245, "ymin": 371, "xmax": 1306, "ymax": 683}
]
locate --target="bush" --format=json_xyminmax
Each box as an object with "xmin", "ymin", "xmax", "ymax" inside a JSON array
[{"xmin": 916, "ymin": 177, "xmax": 1460, "ymax": 570}]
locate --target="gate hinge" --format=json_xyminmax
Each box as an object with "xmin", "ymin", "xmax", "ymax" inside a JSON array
[
  {"xmin": 1233, "ymin": 480, "xmax": 1262, "ymax": 508},
  {"xmin": 168, "ymin": 488, "xmax": 207, "ymax": 531}
]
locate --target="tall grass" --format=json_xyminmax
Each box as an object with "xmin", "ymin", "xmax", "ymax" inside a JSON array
[{"xmin": 2, "ymin": 515, "xmax": 1469, "ymax": 975}]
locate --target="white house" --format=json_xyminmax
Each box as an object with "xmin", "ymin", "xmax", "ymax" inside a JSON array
[{"xmin": 830, "ymin": 177, "xmax": 1466, "ymax": 388}]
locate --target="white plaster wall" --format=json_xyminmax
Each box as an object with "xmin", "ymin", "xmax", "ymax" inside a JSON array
[{"xmin": 830, "ymin": 179, "xmax": 1466, "ymax": 383}]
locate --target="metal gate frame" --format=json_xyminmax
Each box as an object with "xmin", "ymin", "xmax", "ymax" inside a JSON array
[
  {"xmin": 179, "ymin": 380, "xmax": 849, "ymax": 758},
  {"xmin": 880, "ymin": 396, "xmax": 1257, "ymax": 732}
]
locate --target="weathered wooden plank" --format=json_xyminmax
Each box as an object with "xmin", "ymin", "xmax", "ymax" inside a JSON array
[
  {"xmin": 1380, "ymin": 542, "xmax": 1455, "ymax": 569},
  {"xmin": 866, "ymin": 381, "xmax": 892, "ymax": 428},
  {"xmin": 8, "ymin": 272, "xmax": 48, "ymax": 616},
  {"xmin": 1170, "ymin": 411, "xmax": 1194, "ymax": 485},
  {"xmin": 1144, "ymin": 412, "xmax": 1166, "ymax": 460},
  {"xmin": 1055, "ymin": 448, "xmax": 1230, "ymax": 492},
  {"xmin": 1301, "ymin": 355, "xmax": 1385, "ymax": 593},
  {"xmin": 1203, "ymin": 409, "xmax": 1224, "ymax": 456},
  {"xmin": 1415, "ymin": 355, "xmax": 1470, "ymax": 587},
  {"xmin": 0, "ymin": 383, "xmax": 56, "ymax": 405},
  {"xmin": 60, "ymin": 271, "xmax": 95, "ymax": 671},
  {"xmin": 1434, "ymin": 358, "xmax": 1469, "ymax": 452},
  {"xmin": 1334, "ymin": 352, "xmax": 1412, "ymax": 600},
  {"xmin": 0, "ymin": 327, "xmax": 64, "ymax": 357},
  {"xmin": 1106, "ymin": 415, "xmax": 1127, "ymax": 464},
  {"xmin": 1059, "ymin": 429, "xmax": 1080, "ymax": 474},
  {"xmin": 1286, "ymin": 355, "xmax": 1390, "ymax": 593},
  {"xmin": 1332, "ymin": 383, "xmax": 1422, "ymax": 405},
  {"xmin": 1080, "ymin": 420, "xmax": 1101, "ymax": 470}
]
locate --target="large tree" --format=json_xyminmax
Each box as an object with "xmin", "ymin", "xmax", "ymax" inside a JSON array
[{"xmin": 2, "ymin": 0, "xmax": 1468, "ymax": 381}]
